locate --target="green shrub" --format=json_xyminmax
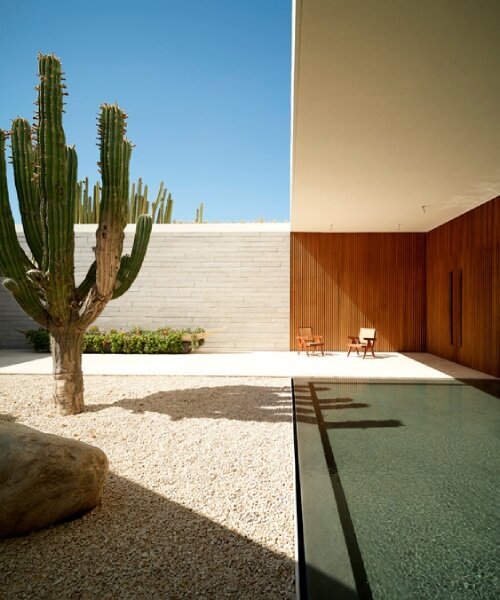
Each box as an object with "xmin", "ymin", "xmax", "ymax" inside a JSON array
[
  {"xmin": 161, "ymin": 331, "xmax": 185, "ymax": 354},
  {"xmin": 88, "ymin": 325, "xmax": 202, "ymax": 354},
  {"xmin": 83, "ymin": 328, "xmax": 109, "ymax": 353},
  {"xmin": 23, "ymin": 328, "xmax": 50, "ymax": 352},
  {"xmin": 109, "ymin": 331, "xmax": 126, "ymax": 353},
  {"xmin": 23, "ymin": 325, "xmax": 204, "ymax": 354},
  {"xmin": 123, "ymin": 333, "xmax": 144, "ymax": 354}
]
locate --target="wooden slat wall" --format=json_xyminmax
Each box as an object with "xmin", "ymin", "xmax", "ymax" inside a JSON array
[
  {"xmin": 427, "ymin": 195, "xmax": 500, "ymax": 377},
  {"xmin": 494, "ymin": 199, "xmax": 500, "ymax": 377},
  {"xmin": 290, "ymin": 233, "xmax": 427, "ymax": 352}
]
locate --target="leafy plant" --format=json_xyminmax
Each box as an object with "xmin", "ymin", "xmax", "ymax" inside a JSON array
[
  {"xmin": 81, "ymin": 326, "xmax": 200, "ymax": 354},
  {"xmin": 21, "ymin": 328, "xmax": 50, "ymax": 352}
]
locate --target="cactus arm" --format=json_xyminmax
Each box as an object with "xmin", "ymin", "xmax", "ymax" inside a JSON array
[
  {"xmin": 95, "ymin": 104, "xmax": 129, "ymax": 297},
  {"xmin": 135, "ymin": 178, "xmax": 142, "ymax": 223},
  {"xmin": 195, "ymin": 202, "xmax": 204, "ymax": 223},
  {"xmin": 84, "ymin": 177, "xmax": 90, "ymax": 223},
  {"xmin": 3, "ymin": 278, "xmax": 48, "ymax": 326},
  {"xmin": 37, "ymin": 54, "xmax": 65, "ymax": 271},
  {"xmin": 75, "ymin": 179, "xmax": 81, "ymax": 223},
  {"xmin": 78, "ymin": 210, "xmax": 150, "ymax": 324},
  {"xmin": 128, "ymin": 182, "xmax": 136, "ymax": 223},
  {"xmin": 142, "ymin": 185, "xmax": 149, "ymax": 218},
  {"xmin": 0, "ymin": 130, "xmax": 35, "ymax": 275},
  {"xmin": 66, "ymin": 146, "xmax": 78, "ymax": 244},
  {"xmin": 166, "ymin": 193, "xmax": 173, "ymax": 223},
  {"xmin": 152, "ymin": 199, "xmax": 159, "ymax": 223},
  {"xmin": 151, "ymin": 181, "xmax": 165, "ymax": 223},
  {"xmin": 132, "ymin": 193, "xmax": 138, "ymax": 223},
  {"xmin": 37, "ymin": 54, "xmax": 75, "ymax": 322},
  {"xmin": 79, "ymin": 178, "xmax": 85, "ymax": 223},
  {"xmin": 76, "ymin": 260, "xmax": 96, "ymax": 301},
  {"xmin": 0, "ymin": 131, "xmax": 48, "ymax": 326},
  {"xmin": 94, "ymin": 181, "xmax": 100, "ymax": 222},
  {"xmin": 112, "ymin": 214, "xmax": 152, "ymax": 299},
  {"xmin": 10, "ymin": 118, "xmax": 44, "ymax": 265},
  {"xmin": 155, "ymin": 198, "xmax": 164, "ymax": 223}
]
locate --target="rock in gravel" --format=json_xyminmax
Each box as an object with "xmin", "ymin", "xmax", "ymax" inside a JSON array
[{"xmin": 0, "ymin": 421, "xmax": 108, "ymax": 537}]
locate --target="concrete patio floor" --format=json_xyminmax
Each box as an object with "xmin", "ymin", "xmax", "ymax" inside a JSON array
[{"xmin": 0, "ymin": 349, "xmax": 495, "ymax": 380}]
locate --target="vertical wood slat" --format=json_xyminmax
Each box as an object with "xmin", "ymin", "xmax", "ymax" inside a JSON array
[
  {"xmin": 427, "ymin": 195, "xmax": 499, "ymax": 378},
  {"xmin": 290, "ymin": 232, "xmax": 427, "ymax": 352},
  {"xmin": 494, "ymin": 198, "xmax": 500, "ymax": 376},
  {"xmin": 449, "ymin": 271, "xmax": 454, "ymax": 346}
]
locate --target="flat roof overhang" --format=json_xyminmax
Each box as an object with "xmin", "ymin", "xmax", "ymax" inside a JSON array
[{"xmin": 291, "ymin": 0, "xmax": 500, "ymax": 232}]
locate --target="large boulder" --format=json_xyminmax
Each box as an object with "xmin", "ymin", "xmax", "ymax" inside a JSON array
[{"xmin": 0, "ymin": 421, "xmax": 108, "ymax": 537}]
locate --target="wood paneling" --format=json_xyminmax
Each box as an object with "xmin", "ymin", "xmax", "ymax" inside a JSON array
[
  {"xmin": 427, "ymin": 196, "xmax": 500, "ymax": 377},
  {"xmin": 291, "ymin": 197, "xmax": 499, "ymax": 376},
  {"xmin": 290, "ymin": 233, "xmax": 427, "ymax": 352}
]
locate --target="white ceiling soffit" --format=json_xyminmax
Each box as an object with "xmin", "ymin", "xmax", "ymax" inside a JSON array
[{"xmin": 290, "ymin": 0, "xmax": 500, "ymax": 232}]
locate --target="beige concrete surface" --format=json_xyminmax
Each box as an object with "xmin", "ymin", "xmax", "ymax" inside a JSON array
[{"xmin": 0, "ymin": 350, "xmax": 495, "ymax": 380}]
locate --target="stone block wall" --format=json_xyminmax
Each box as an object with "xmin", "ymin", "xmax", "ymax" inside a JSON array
[{"xmin": 0, "ymin": 224, "xmax": 290, "ymax": 351}]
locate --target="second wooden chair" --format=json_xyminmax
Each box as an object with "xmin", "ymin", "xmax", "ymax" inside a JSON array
[{"xmin": 347, "ymin": 328, "xmax": 377, "ymax": 358}]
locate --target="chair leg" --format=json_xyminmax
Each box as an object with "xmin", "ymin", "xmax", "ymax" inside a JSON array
[{"xmin": 363, "ymin": 346, "xmax": 367, "ymax": 359}]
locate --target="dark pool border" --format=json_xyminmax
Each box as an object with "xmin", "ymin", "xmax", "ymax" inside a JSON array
[
  {"xmin": 293, "ymin": 378, "xmax": 374, "ymax": 599},
  {"xmin": 291, "ymin": 378, "xmax": 309, "ymax": 599},
  {"xmin": 307, "ymin": 381, "xmax": 373, "ymax": 600}
]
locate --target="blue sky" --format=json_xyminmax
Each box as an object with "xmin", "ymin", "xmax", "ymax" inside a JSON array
[{"xmin": 0, "ymin": 0, "xmax": 291, "ymax": 223}]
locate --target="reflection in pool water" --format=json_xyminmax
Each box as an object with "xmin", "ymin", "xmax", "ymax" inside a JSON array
[{"xmin": 293, "ymin": 378, "xmax": 500, "ymax": 599}]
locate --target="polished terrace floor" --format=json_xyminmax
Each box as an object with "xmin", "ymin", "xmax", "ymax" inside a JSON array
[{"xmin": 0, "ymin": 349, "xmax": 496, "ymax": 380}]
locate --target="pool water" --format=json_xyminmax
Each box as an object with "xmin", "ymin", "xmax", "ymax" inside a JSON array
[{"xmin": 293, "ymin": 378, "xmax": 500, "ymax": 600}]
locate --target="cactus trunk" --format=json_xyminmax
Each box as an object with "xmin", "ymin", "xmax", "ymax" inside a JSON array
[{"xmin": 51, "ymin": 327, "xmax": 84, "ymax": 415}]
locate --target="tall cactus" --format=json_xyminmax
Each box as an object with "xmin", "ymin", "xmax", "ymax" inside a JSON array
[{"xmin": 0, "ymin": 54, "xmax": 152, "ymax": 415}]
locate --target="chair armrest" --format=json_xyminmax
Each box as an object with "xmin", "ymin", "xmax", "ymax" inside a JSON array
[
  {"xmin": 363, "ymin": 337, "xmax": 376, "ymax": 342},
  {"xmin": 347, "ymin": 336, "xmax": 359, "ymax": 342},
  {"xmin": 313, "ymin": 336, "xmax": 324, "ymax": 342}
]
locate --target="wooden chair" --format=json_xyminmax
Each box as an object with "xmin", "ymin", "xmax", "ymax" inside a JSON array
[
  {"xmin": 347, "ymin": 328, "xmax": 377, "ymax": 358},
  {"xmin": 297, "ymin": 327, "xmax": 325, "ymax": 356}
]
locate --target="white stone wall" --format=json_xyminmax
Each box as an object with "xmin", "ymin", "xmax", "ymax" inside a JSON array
[{"xmin": 0, "ymin": 224, "xmax": 290, "ymax": 351}]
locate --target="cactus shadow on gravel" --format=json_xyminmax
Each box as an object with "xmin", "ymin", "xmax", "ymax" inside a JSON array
[
  {"xmin": 0, "ymin": 413, "xmax": 16, "ymax": 423},
  {"xmin": 0, "ymin": 471, "xmax": 295, "ymax": 599},
  {"xmin": 86, "ymin": 385, "xmax": 293, "ymax": 423}
]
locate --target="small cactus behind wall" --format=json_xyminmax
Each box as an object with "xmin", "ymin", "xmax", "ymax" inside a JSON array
[
  {"xmin": 75, "ymin": 178, "xmax": 202, "ymax": 224},
  {"xmin": 195, "ymin": 202, "xmax": 204, "ymax": 224}
]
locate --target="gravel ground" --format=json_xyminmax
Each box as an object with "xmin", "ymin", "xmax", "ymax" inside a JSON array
[{"xmin": 0, "ymin": 374, "xmax": 295, "ymax": 599}]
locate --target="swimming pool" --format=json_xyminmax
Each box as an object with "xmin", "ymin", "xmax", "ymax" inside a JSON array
[{"xmin": 292, "ymin": 378, "xmax": 500, "ymax": 599}]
